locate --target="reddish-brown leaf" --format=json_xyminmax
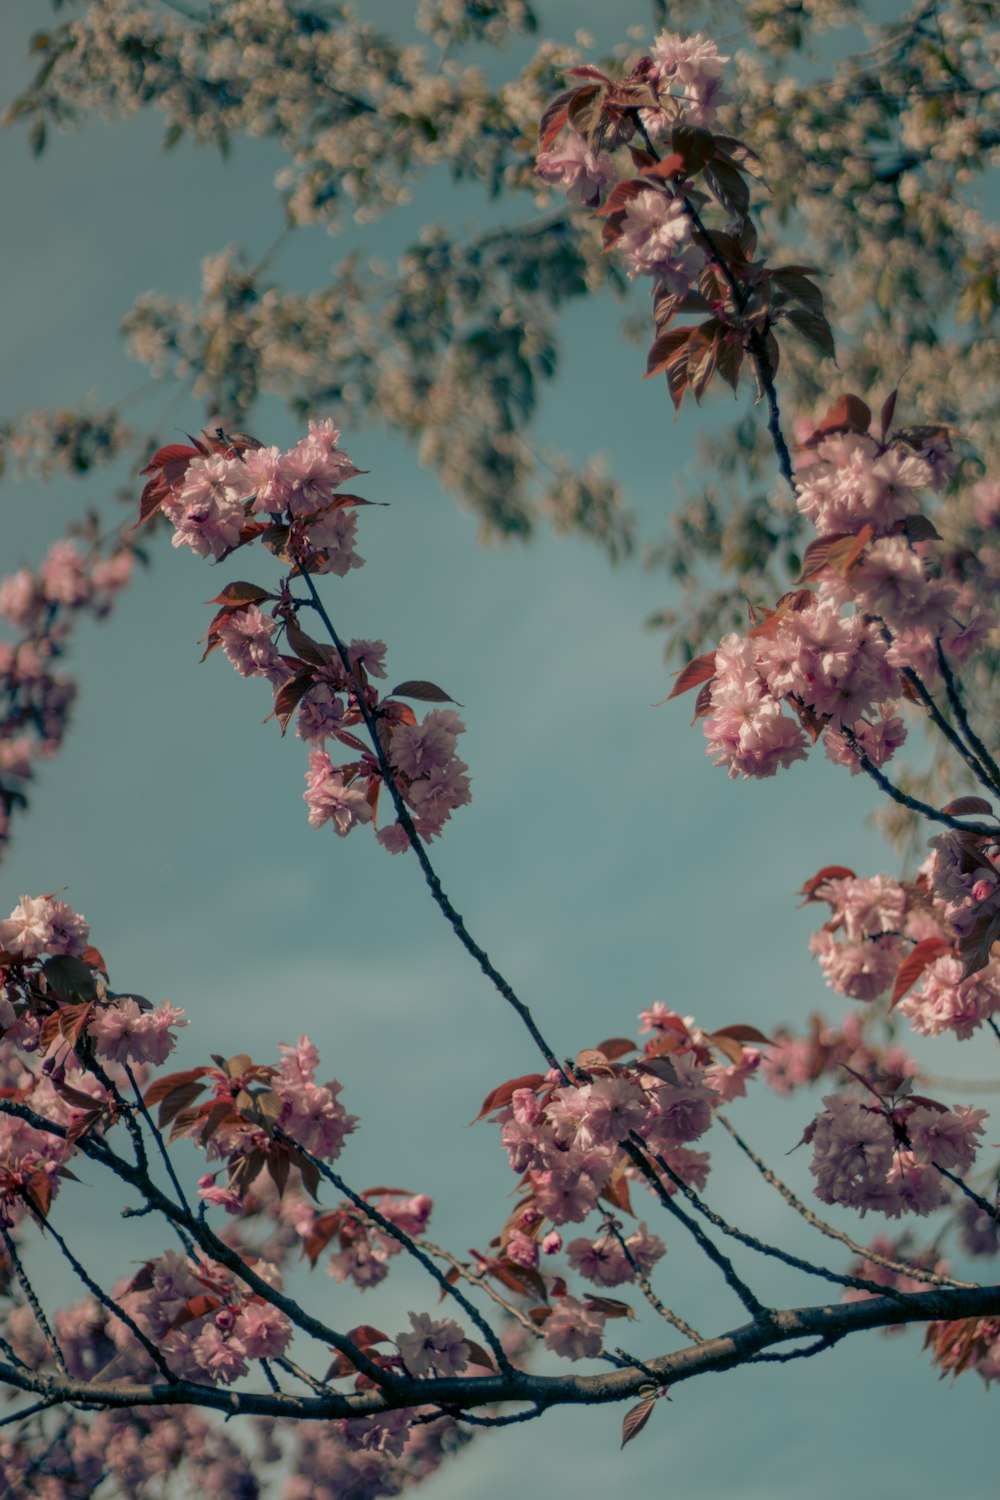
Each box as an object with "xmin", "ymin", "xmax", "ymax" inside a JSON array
[
  {"xmin": 667, "ymin": 651, "xmax": 717, "ymax": 699},
  {"xmin": 711, "ymin": 1023, "xmax": 772, "ymax": 1046},
  {"xmin": 890, "ymin": 937, "xmax": 953, "ymax": 1008},
  {"xmin": 303, "ymin": 1210, "xmax": 344, "ymax": 1266},
  {"xmin": 584, "ymin": 1295, "xmax": 634, "ymax": 1320},
  {"xmin": 285, "ymin": 617, "xmax": 332, "ymax": 666},
  {"xmin": 143, "ymin": 1067, "xmax": 211, "ymax": 1110},
  {"xmin": 171, "ymin": 1294, "xmax": 221, "ymax": 1330},
  {"xmin": 672, "ymin": 123, "xmax": 716, "ymax": 175},
  {"xmin": 472, "ymin": 1074, "xmax": 546, "ymax": 1124},
  {"xmin": 812, "ymin": 394, "xmax": 872, "ymax": 440},
  {"xmin": 389, "ymin": 680, "xmax": 459, "ymax": 704},
  {"xmin": 595, "ymin": 1037, "xmax": 637, "ymax": 1061},
  {"xmin": 941, "ymin": 796, "xmax": 994, "ymax": 817},
  {"xmin": 621, "ymin": 1396, "xmax": 658, "ymax": 1449},
  {"xmin": 645, "ymin": 326, "xmax": 692, "ymax": 381},
  {"xmin": 270, "ymin": 671, "xmax": 316, "ymax": 735},
  {"xmin": 81, "ymin": 944, "xmax": 108, "ymax": 976},
  {"xmin": 464, "ymin": 1340, "xmax": 497, "ymax": 1371},
  {"xmin": 640, "ymin": 152, "xmax": 685, "ymax": 181},
  {"xmin": 892, "ymin": 514, "xmax": 942, "ymax": 544},
  {"xmin": 204, "ymin": 581, "xmax": 272, "ymax": 608},
  {"xmin": 537, "ymin": 89, "xmax": 576, "ymax": 149},
  {"xmin": 879, "ymin": 388, "xmax": 898, "ymax": 440},
  {"xmin": 797, "ymin": 866, "xmax": 857, "ymax": 903}
]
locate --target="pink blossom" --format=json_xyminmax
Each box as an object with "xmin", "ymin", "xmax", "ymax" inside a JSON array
[
  {"xmin": 302, "ymin": 749, "xmax": 373, "ymax": 835},
  {"xmin": 216, "ymin": 605, "xmax": 286, "ymax": 681},
  {"xmin": 535, "ymin": 134, "xmax": 615, "ymax": 206},
  {"xmin": 618, "ymin": 190, "xmax": 706, "ymax": 290},
  {"xmin": 0, "ymin": 569, "xmax": 39, "ymax": 628},
  {"xmin": 567, "ymin": 1233, "xmax": 631, "ymax": 1286},
  {"xmin": 0, "ymin": 894, "xmax": 56, "ymax": 958},
  {"xmin": 898, "ymin": 954, "xmax": 1000, "ymax": 1040},
  {"xmin": 543, "ymin": 1295, "xmax": 605, "ymax": 1360},
  {"xmin": 649, "ymin": 30, "xmax": 729, "ymax": 126},
  {"xmin": 162, "ymin": 454, "xmax": 249, "ymax": 560},
  {"xmin": 45, "ymin": 899, "xmax": 91, "ymax": 957},
  {"xmin": 39, "ymin": 540, "xmax": 92, "ymax": 607},
  {"xmin": 190, "ymin": 1323, "xmax": 249, "ymax": 1384},
  {"xmin": 88, "ymin": 998, "xmax": 187, "ymax": 1067},
  {"xmin": 233, "ymin": 1301, "xmax": 292, "ymax": 1360},
  {"xmin": 505, "ymin": 1230, "xmax": 539, "ymax": 1269},
  {"xmin": 395, "ymin": 1313, "xmax": 469, "ymax": 1378}
]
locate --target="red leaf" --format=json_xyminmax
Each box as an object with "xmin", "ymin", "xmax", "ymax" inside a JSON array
[
  {"xmin": 811, "ymin": 394, "xmax": 872, "ymax": 440},
  {"xmin": 472, "ymin": 1074, "xmax": 546, "ymax": 1124},
  {"xmin": 941, "ymin": 797, "xmax": 994, "ymax": 817},
  {"xmin": 270, "ymin": 672, "xmax": 316, "ymax": 735},
  {"xmin": 645, "ymin": 326, "xmax": 692, "ymax": 381},
  {"xmin": 584, "ymin": 1295, "xmax": 634, "ymax": 1319},
  {"xmin": 711, "ymin": 1024, "xmax": 773, "ymax": 1046},
  {"xmin": 621, "ymin": 1396, "xmax": 658, "ymax": 1449},
  {"xmin": 464, "ymin": 1339, "xmax": 497, "ymax": 1371},
  {"xmin": 595, "ymin": 1037, "xmax": 637, "ymax": 1061},
  {"xmin": 143, "ymin": 1067, "xmax": 211, "ymax": 1110},
  {"xmin": 389, "ymin": 680, "xmax": 460, "ymax": 705},
  {"xmin": 879, "ymin": 388, "xmax": 898, "ymax": 440},
  {"xmin": 667, "ymin": 651, "xmax": 717, "ymax": 699},
  {"xmin": 798, "ymin": 865, "xmax": 856, "ymax": 902},
  {"xmin": 890, "ymin": 937, "xmax": 952, "ymax": 1009},
  {"xmin": 204, "ymin": 582, "xmax": 272, "ymax": 608},
  {"xmin": 285, "ymin": 617, "xmax": 332, "ymax": 666}
]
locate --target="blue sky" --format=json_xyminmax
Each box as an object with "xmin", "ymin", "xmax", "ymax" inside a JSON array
[{"xmin": 1, "ymin": 3, "xmax": 998, "ymax": 1495}]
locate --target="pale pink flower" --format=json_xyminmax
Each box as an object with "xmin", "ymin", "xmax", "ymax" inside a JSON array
[
  {"xmin": 649, "ymin": 30, "xmax": 729, "ymax": 125},
  {"xmin": 535, "ymin": 134, "xmax": 615, "ymax": 206},
  {"xmin": 618, "ymin": 190, "xmax": 706, "ymax": 290},
  {"xmin": 0, "ymin": 569, "xmax": 39, "ymax": 628},
  {"xmin": 191, "ymin": 1323, "xmax": 249, "ymax": 1385},
  {"xmin": 302, "ymin": 750, "xmax": 373, "ymax": 835},
  {"xmin": 233, "ymin": 1302, "xmax": 291, "ymax": 1360},
  {"xmin": 396, "ymin": 1313, "xmax": 469, "ymax": 1378},
  {"xmin": 163, "ymin": 454, "xmax": 249, "ymax": 560},
  {"xmin": 0, "ymin": 895, "xmax": 56, "ymax": 958},
  {"xmin": 88, "ymin": 998, "xmax": 187, "ymax": 1067},
  {"xmin": 505, "ymin": 1230, "xmax": 539, "ymax": 1269},
  {"xmin": 543, "ymin": 1295, "xmax": 604, "ymax": 1360},
  {"xmin": 39, "ymin": 540, "xmax": 91, "ymax": 606}
]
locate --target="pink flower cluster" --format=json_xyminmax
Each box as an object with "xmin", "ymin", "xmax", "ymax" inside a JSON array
[
  {"xmin": 113, "ymin": 1249, "xmax": 291, "ymax": 1384},
  {"xmin": 801, "ymin": 858, "xmax": 1000, "ymax": 1040},
  {"xmin": 0, "ymin": 535, "xmax": 133, "ymax": 856},
  {"xmin": 691, "ymin": 402, "xmax": 993, "ymax": 780},
  {"xmin": 0, "ymin": 893, "xmax": 186, "ymax": 1067},
  {"xmin": 842, "ymin": 1232, "xmax": 951, "ymax": 1323},
  {"xmin": 395, "ymin": 1311, "xmax": 469, "ymax": 1377},
  {"xmin": 141, "ymin": 425, "xmax": 472, "ymax": 849},
  {"xmin": 288, "ymin": 1187, "xmax": 434, "ymax": 1291},
  {"xmin": 156, "ymin": 419, "xmax": 363, "ymax": 569},
  {"xmin": 806, "ymin": 1088, "xmax": 986, "ymax": 1217},
  {"xmin": 535, "ymin": 30, "xmax": 729, "ymax": 287},
  {"xmin": 761, "ymin": 1007, "xmax": 916, "ymax": 1096}
]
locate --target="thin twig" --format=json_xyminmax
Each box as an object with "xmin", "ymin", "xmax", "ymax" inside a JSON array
[
  {"xmin": 935, "ymin": 642, "xmax": 1000, "ymax": 794},
  {"xmin": 601, "ymin": 1216, "xmax": 702, "ymax": 1341},
  {"xmin": 277, "ymin": 1132, "xmax": 512, "ymax": 1374},
  {"xmin": 298, "ymin": 569, "xmax": 565, "ymax": 1079},
  {"xmin": 0, "ymin": 1228, "xmax": 66, "ymax": 1375},
  {"xmin": 717, "ymin": 1114, "xmax": 970, "ymax": 1289},
  {"xmin": 621, "ymin": 1137, "xmax": 766, "ymax": 1317},
  {"xmin": 43, "ymin": 1217, "xmax": 177, "ymax": 1382}
]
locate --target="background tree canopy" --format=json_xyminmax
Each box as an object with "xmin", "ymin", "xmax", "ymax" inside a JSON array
[{"xmin": 2, "ymin": 2, "xmax": 1000, "ymax": 1496}]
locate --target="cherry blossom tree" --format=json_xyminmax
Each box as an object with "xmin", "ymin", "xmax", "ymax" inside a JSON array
[{"xmin": 3, "ymin": 5, "xmax": 1000, "ymax": 1498}]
